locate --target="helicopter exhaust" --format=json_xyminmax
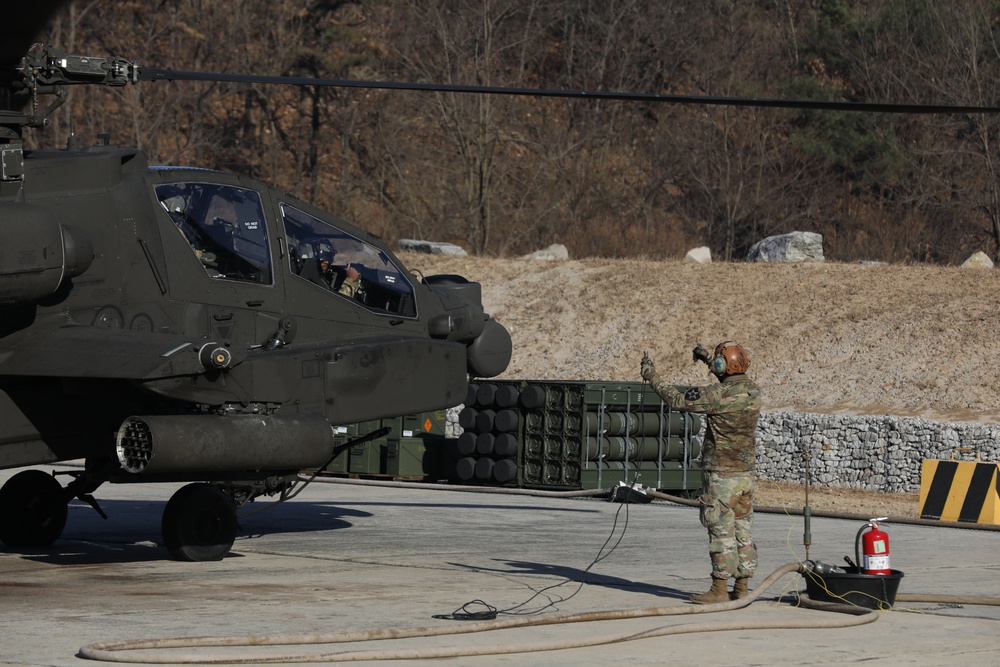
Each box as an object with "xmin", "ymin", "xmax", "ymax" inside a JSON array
[
  {"xmin": 0, "ymin": 202, "xmax": 94, "ymax": 305},
  {"xmin": 116, "ymin": 414, "xmax": 333, "ymax": 475}
]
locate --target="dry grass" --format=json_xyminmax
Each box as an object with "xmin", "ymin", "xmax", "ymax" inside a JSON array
[
  {"xmin": 405, "ymin": 254, "xmax": 1000, "ymax": 424},
  {"xmin": 755, "ymin": 479, "xmax": 920, "ymax": 519}
]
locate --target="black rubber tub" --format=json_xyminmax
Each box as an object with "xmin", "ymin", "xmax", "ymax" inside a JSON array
[{"xmin": 804, "ymin": 566, "xmax": 904, "ymax": 609}]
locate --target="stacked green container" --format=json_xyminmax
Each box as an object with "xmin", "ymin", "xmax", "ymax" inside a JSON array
[
  {"xmin": 461, "ymin": 380, "xmax": 704, "ymax": 492},
  {"xmin": 325, "ymin": 411, "xmax": 450, "ymax": 479},
  {"xmin": 450, "ymin": 382, "xmax": 522, "ymax": 485}
]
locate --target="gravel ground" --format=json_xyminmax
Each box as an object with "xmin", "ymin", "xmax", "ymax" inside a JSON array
[{"xmin": 403, "ymin": 253, "xmax": 993, "ymax": 517}]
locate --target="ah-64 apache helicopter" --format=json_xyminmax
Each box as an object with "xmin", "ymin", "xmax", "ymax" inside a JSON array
[
  {"xmin": 5, "ymin": 3, "xmax": 1000, "ymax": 562},
  {"xmin": 0, "ymin": 6, "xmax": 514, "ymax": 561}
]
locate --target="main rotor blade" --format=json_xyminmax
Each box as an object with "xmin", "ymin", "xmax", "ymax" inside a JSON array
[{"xmin": 139, "ymin": 66, "xmax": 1000, "ymax": 115}]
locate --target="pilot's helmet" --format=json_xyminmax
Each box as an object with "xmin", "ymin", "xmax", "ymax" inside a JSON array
[
  {"xmin": 207, "ymin": 198, "xmax": 238, "ymax": 226},
  {"xmin": 157, "ymin": 185, "xmax": 187, "ymax": 214},
  {"xmin": 314, "ymin": 240, "xmax": 334, "ymax": 266},
  {"xmin": 296, "ymin": 243, "xmax": 315, "ymax": 260}
]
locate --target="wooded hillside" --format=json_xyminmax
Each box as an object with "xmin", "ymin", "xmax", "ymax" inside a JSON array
[{"xmin": 31, "ymin": 1, "xmax": 1000, "ymax": 263}]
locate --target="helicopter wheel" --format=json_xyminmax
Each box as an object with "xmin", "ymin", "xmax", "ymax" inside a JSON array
[
  {"xmin": 0, "ymin": 469, "xmax": 69, "ymax": 549},
  {"xmin": 161, "ymin": 483, "xmax": 237, "ymax": 562}
]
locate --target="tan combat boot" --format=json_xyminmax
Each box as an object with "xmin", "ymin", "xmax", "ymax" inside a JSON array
[
  {"xmin": 730, "ymin": 577, "xmax": 750, "ymax": 600},
  {"xmin": 689, "ymin": 578, "xmax": 729, "ymax": 604}
]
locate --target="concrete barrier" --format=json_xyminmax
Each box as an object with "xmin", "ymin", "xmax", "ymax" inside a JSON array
[{"xmin": 918, "ymin": 459, "xmax": 999, "ymax": 524}]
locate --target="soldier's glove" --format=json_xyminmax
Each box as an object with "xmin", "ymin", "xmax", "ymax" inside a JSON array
[
  {"xmin": 692, "ymin": 343, "xmax": 711, "ymax": 364},
  {"xmin": 640, "ymin": 356, "xmax": 656, "ymax": 381}
]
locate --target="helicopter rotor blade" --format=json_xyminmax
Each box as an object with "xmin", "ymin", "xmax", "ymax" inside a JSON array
[{"xmin": 138, "ymin": 66, "xmax": 1000, "ymax": 116}]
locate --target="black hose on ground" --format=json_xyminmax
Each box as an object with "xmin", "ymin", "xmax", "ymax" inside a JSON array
[
  {"xmin": 304, "ymin": 476, "xmax": 999, "ymax": 531},
  {"xmin": 645, "ymin": 488, "xmax": 1000, "ymax": 531},
  {"xmin": 299, "ymin": 474, "xmax": 608, "ymax": 498}
]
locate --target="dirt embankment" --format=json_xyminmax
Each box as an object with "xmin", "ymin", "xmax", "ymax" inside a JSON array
[
  {"xmin": 403, "ymin": 254, "xmax": 999, "ymax": 516},
  {"xmin": 407, "ymin": 255, "xmax": 999, "ymax": 424}
]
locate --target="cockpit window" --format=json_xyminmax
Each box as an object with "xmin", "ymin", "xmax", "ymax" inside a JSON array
[
  {"xmin": 281, "ymin": 203, "xmax": 415, "ymax": 317},
  {"xmin": 155, "ymin": 182, "xmax": 272, "ymax": 285}
]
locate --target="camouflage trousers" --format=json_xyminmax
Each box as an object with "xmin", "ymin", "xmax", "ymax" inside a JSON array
[{"xmin": 698, "ymin": 471, "xmax": 758, "ymax": 580}]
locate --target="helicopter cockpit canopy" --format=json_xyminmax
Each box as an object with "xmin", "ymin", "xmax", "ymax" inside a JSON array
[
  {"xmin": 282, "ymin": 203, "xmax": 416, "ymax": 318},
  {"xmin": 155, "ymin": 182, "xmax": 272, "ymax": 284}
]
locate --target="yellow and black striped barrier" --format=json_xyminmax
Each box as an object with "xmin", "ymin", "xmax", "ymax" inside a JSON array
[{"xmin": 919, "ymin": 456, "xmax": 999, "ymax": 525}]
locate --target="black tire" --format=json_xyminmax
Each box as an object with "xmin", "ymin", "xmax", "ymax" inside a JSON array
[
  {"xmin": 161, "ymin": 483, "xmax": 237, "ymax": 562},
  {"xmin": 0, "ymin": 469, "xmax": 68, "ymax": 549}
]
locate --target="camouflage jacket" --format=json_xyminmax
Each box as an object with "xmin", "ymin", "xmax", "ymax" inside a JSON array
[
  {"xmin": 647, "ymin": 372, "xmax": 761, "ymax": 473},
  {"xmin": 338, "ymin": 276, "xmax": 361, "ymax": 298}
]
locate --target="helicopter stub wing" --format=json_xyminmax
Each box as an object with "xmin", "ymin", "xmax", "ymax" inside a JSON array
[{"xmin": 0, "ymin": 326, "xmax": 224, "ymax": 379}]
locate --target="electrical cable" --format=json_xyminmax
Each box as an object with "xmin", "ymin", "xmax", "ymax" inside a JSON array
[
  {"xmin": 237, "ymin": 427, "xmax": 395, "ymax": 520},
  {"xmin": 428, "ymin": 376, "xmax": 649, "ymax": 621},
  {"xmin": 483, "ymin": 375, "xmax": 662, "ymax": 618},
  {"xmin": 433, "ymin": 466, "xmax": 634, "ymax": 621}
]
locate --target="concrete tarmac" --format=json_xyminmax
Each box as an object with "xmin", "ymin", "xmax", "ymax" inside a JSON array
[{"xmin": 1, "ymin": 466, "xmax": 998, "ymax": 666}]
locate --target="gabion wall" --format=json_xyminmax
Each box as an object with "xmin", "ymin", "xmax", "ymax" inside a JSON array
[{"xmin": 757, "ymin": 412, "xmax": 1000, "ymax": 494}]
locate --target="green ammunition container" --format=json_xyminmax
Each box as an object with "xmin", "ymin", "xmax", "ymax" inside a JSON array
[
  {"xmin": 330, "ymin": 383, "xmax": 703, "ymax": 493},
  {"xmin": 460, "ymin": 380, "xmax": 704, "ymax": 492},
  {"xmin": 384, "ymin": 436, "xmax": 443, "ymax": 477},
  {"xmin": 348, "ymin": 440, "xmax": 382, "ymax": 474}
]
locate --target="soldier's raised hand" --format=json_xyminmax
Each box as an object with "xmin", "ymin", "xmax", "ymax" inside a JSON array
[
  {"xmin": 640, "ymin": 354, "xmax": 655, "ymax": 381},
  {"xmin": 693, "ymin": 343, "xmax": 711, "ymax": 364}
]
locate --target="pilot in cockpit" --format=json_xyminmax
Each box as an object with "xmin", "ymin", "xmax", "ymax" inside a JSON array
[
  {"xmin": 297, "ymin": 240, "xmax": 362, "ymax": 298},
  {"xmin": 157, "ymin": 185, "xmax": 218, "ymax": 269},
  {"xmin": 326, "ymin": 259, "xmax": 362, "ymax": 298}
]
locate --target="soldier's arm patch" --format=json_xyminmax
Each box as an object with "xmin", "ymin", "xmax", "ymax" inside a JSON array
[{"xmin": 684, "ymin": 387, "xmax": 701, "ymax": 401}]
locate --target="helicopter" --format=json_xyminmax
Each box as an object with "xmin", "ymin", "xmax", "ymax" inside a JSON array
[
  {"xmin": 0, "ymin": 4, "xmax": 513, "ymax": 561},
  {"xmin": 6, "ymin": 3, "xmax": 1000, "ymax": 563}
]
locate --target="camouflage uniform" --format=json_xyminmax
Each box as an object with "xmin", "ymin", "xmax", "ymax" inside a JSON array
[
  {"xmin": 646, "ymin": 372, "xmax": 762, "ymax": 581},
  {"xmin": 337, "ymin": 275, "xmax": 361, "ymax": 298}
]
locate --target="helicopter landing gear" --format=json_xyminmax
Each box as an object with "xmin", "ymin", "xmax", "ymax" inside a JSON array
[
  {"xmin": 0, "ymin": 469, "xmax": 69, "ymax": 549},
  {"xmin": 161, "ymin": 483, "xmax": 237, "ymax": 562}
]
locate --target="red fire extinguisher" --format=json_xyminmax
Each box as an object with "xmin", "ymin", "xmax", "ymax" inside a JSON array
[{"xmin": 857, "ymin": 517, "xmax": 891, "ymax": 575}]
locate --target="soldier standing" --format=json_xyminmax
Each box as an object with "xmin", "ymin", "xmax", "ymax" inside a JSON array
[{"xmin": 640, "ymin": 341, "xmax": 762, "ymax": 604}]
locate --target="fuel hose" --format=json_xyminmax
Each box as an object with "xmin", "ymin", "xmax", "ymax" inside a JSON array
[
  {"xmin": 79, "ymin": 562, "xmax": 868, "ymax": 663},
  {"xmin": 79, "ymin": 482, "xmax": 1000, "ymax": 662}
]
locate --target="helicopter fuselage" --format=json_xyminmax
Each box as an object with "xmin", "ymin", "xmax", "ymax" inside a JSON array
[{"xmin": 0, "ymin": 143, "xmax": 511, "ymax": 475}]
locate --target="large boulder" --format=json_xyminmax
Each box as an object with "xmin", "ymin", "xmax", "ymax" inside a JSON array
[
  {"xmin": 684, "ymin": 246, "xmax": 712, "ymax": 264},
  {"xmin": 521, "ymin": 243, "xmax": 569, "ymax": 261},
  {"xmin": 747, "ymin": 232, "xmax": 824, "ymax": 263},
  {"xmin": 397, "ymin": 239, "xmax": 468, "ymax": 256},
  {"xmin": 961, "ymin": 251, "xmax": 994, "ymax": 269}
]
